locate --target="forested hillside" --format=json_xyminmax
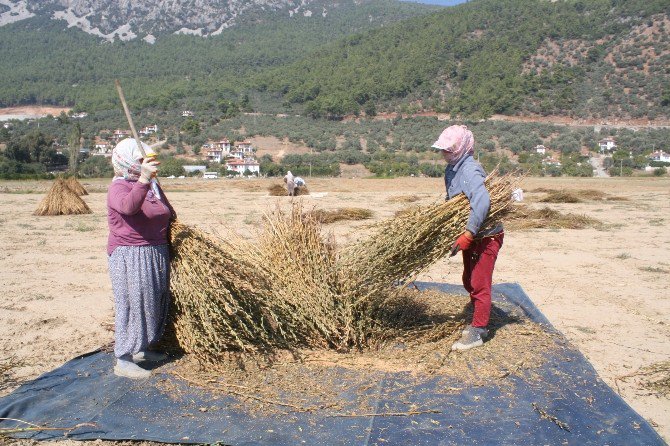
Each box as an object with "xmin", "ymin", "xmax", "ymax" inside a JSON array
[
  {"xmin": 264, "ymin": 0, "xmax": 670, "ymax": 119},
  {"xmin": 0, "ymin": 0, "xmax": 435, "ymax": 110},
  {"xmin": 0, "ymin": 0, "xmax": 668, "ymax": 120}
]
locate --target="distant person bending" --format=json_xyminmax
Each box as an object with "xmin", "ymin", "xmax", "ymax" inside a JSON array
[
  {"xmin": 107, "ymin": 138, "xmax": 176, "ymax": 379},
  {"xmin": 294, "ymin": 176, "xmax": 306, "ymax": 188},
  {"xmin": 432, "ymin": 125, "xmax": 504, "ymax": 351},
  {"xmin": 284, "ymin": 170, "xmax": 296, "ymax": 196}
]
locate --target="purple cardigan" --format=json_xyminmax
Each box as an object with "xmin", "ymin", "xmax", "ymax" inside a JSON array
[{"xmin": 107, "ymin": 179, "xmax": 176, "ymax": 256}]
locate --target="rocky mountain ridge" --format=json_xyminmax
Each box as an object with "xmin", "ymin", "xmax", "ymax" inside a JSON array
[{"xmin": 0, "ymin": 0, "xmax": 360, "ymax": 41}]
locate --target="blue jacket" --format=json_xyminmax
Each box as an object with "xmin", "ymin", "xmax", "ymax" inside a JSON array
[{"xmin": 444, "ymin": 154, "xmax": 502, "ymax": 237}]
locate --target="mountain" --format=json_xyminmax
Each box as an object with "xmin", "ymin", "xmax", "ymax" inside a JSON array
[
  {"xmin": 263, "ymin": 0, "xmax": 670, "ymax": 120},
  {"xmin": 0, "ymin": 0, "xmax": 437, "ymax": 41},
  {"xmin": 0, "ymin": 0, "xmax": 437, "ymax": 109},
  {"xmin": 0, "ymin": 0, "xmax": 668, "ymax": 121}
]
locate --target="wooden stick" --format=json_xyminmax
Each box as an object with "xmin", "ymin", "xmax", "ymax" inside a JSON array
[
  {"xmin": 0, "ymin": 418, "xmax": 95, "ymax": 435},
  {"xmin": 114, "ymin": 79, "xmax": 147, "ymax": 158}
]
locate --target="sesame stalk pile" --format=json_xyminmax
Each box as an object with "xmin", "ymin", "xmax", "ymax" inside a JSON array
[{"xmin": 167, "ymin": 173, "xmax": 516, "ymax": 360}]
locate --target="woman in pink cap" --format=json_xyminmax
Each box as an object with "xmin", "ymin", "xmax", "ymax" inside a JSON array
[{"xmin": 432, "ymin": 125, "xmax": 504, "ymax": 351}]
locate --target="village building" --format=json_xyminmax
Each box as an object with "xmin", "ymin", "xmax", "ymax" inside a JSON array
[
  {"xmin": 139, "ymin": 124, "xmax": 158, "ymax": 136},
  {"xmin": 542, "ymin": 157, "xmax": 561, "ymax": 167},
  {"xmin": 598, "ymin": 137, "xmax": 617, "ymax": 153},
  {"xmin": 649, "ymin": 150, "xmax": 670, "ymax": 163},
  {"xmin": 93, "ymin": 138, "xmax": 112, "ymax": 157},
  {"xmin": 230, "ymin": 141, "xmax": 254, "ymax": 159},
  {"xmin": 535, "ymin": 145, "xmax": 546, "ymax": 155},
  {"xmin": 113, "ymin": 129, "xmax": 131, "ymax": 142},
  {"xmin": 182, "ymin": 110, "xmax": 195, "ymax": 118},
  {"xmin": 226, "ymin": 158, "xmax": 260, "ymax": 175},
  {"xmin": 204, "ymin": 139, "xmax": 233, "ymax": 163}
]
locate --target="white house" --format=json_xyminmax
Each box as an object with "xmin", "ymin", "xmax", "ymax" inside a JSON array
[
  {"xmin": 542, "ymin": 157, "xmax": 561, "ymax": 167},
  {"xmin": 71, "ymin": 112, "xmax": 88, "ymax": 119},
  {"xmin": 113, "ymin": 129, "xmax": 131, "ymax": 141},
  {"xmin": 204, "ymin": 139, "xmax": 233, "ymax": 163},
  {"xmin": 226, "ymin": 158, "xmax": 260, "ymax": 175},
  {"xmin": 229, "ymin": 141, "xmax": 254, "ymax": 159},
  {"xmin": 535, "ymin": 145, "xmax": 546, "ymax": 155},
  {"xmin": 649, "ymin": 150, "xmax": 670, "ymax": 163},
  {"xmin": 599, "ymin": 137, "xmax": 617, "ymax": 153},
  {"xmin": 182, "ymin": 110, "xmax": 195, "ymax": 118},
  {"xmin": 203, "ymin": 171, "xmax": 219, "ymax": 179},
  {"xmin": 139, "ymin": 124, "xmax": 158, "ymax": 136},
  {"xmin": 93, "ymin": 138, "xmax": 111, "ymax": 157},
  {"xmin": 206, "ymin": 147, "xmax": 224, "ymax": 163}
]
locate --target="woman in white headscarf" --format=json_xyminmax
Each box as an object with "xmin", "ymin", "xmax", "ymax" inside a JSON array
[
  {"xmin": 284, "ymin": 170, "xmax": 296, "ymax": 196},
  {"xmin": 107, "ymin": 138, "xmax": 176, "ymax": 379},
  {"xmin": 432, "ymin": 125, "xmax": 504, "ymax": 352}
]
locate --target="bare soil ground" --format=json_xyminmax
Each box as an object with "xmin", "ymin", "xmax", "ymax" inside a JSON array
[{"xmin": 1, "ymin": 175, "xmax": 669, "ymax": 443}]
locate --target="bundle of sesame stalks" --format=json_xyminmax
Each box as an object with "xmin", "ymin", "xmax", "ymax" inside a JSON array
[
  {"xmin": 167, "ymin": 173, "xmax": 516, "ymax": 359},
  {"xmin": 337, "ymin": 173, "xmax": 516, "ymax": 346},
  {"xmin": 65, "ymin": 177, "xmax": 88, "ymax": 196},
  {"xmin": 34, "ymin": 178, "xmax": 92, "ymax": 216},
  {"xmin": 167, "ymin": 220, "xmax": 289, "ymax": 360}
]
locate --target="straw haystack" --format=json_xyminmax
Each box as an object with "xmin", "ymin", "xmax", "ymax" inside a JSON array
[
  {"xmin": 268, "ymin": 184, "xmax": 310, "ymax": 196},
  {"xmin": 65, "ymin": 177, "xmax": 88, "ymax": 196},
  {"xmin": 167, "ymin": 174, "xmax": 516, "ymax": 360},
  {"xmin": 34, "ymin": 178, "xmax": 92, "ymax": 216},
  {"xmin": 309, "ymin": 207, "xmax": 373, "ymax": 224}
]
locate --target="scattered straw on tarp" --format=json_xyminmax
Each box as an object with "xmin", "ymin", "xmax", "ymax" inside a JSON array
[
  {"xmin": 506, "ymin": 205, "xmax": 602, "ymax": 230},
  {"xmin": 64, "ymin": 177, "xmax": 88, "ymax": 196},
  {"xmin": 309, "ymin": 208, "xmax": 373, "ymax": 224},
  {"xmin": 167, "ymin": 173, "xmax": 517, "ymax": 360},
  {"xmin": 167, "ymin": 290, "xmax": 560, "ymax": 416},
  {"xmin": 33, "ymin": 178, "xmax": 92, "ymax": 216},
  {"xmin": 268, "ymin": 184, "xmax": 310, "ymax": 196}
]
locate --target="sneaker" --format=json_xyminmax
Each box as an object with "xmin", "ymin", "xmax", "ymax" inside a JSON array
[
  {"xmin": 451, "ymin": 326, "xmax": 488, "ymax": 351},
  {"xmin": 114, "ymin": 358, "xmax": 152, "ymax": 379},
  {"xmin": 132, "ymin": 351, "xmax": 168, "ymax": 363}
]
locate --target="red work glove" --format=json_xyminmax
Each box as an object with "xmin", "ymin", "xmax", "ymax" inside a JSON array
[{"xmin": 450, "ymin": 231, "xmax": 474, "ymax": 257}]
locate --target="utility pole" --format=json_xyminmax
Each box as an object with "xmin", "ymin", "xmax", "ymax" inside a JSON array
[{"xmin": 620, "ymin": 159, "xmax": 623, "ymax": 177}]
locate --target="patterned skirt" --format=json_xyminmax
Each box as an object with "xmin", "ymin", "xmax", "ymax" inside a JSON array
[{"xmin": 108, "ymin": 245, "xmax": 170, "ymax": 359}]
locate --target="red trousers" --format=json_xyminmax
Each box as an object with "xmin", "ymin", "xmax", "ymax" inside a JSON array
[{"xmin": 461, "ymin": 232, "xmax": 504, "ymax": 328}]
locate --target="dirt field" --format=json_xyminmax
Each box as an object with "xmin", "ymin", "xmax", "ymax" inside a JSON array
[{"xmin": 1, "ymin": 175, "xmax": 669, "ymax": 442}]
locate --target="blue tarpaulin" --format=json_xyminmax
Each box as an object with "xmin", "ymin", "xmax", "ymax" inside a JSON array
[{"xmin": 0, "ymin": 282, "xmax": 666, "ymax": 445}]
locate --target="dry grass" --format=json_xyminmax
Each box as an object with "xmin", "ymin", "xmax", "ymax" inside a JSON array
[
  {"xmin": 641, "ymin": 360, "xmax": 670, "ymax": 396},
  {"xmin": 33, "ymin": 178, "xmax": 92, "ymax": 216},
  {"xmin": 268, "ymin": 184, "xmax": 310, "ymax": 196},
  {"xmin": 535, "ymin": 188, "xmax": 628, "ymax": 203},
  {"xmin": 539, "ymin": 190, "xmax": 583, "ymax": 203},
  {"xmin": 506, "ymin": 205, "xmax": 603, "ymax": 230},
  {"xmin": 388, "ymin": 194, "xmax": 421, "ymax": 203},
  {"xmin": 65, "ymin": 177, "xmax": 88, "ymax": 196},
  {"xmin": 309, "ymin": 207, "xmax": 373, "ymax": 224},
  {"xmin": 0, "ymin": 356, "xmax": 23, "ymax": 392}
]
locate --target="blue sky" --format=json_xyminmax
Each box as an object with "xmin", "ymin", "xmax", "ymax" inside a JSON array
[{"xmin": 400, "ymin": 0, "xmax": 468, "ymax": 6}]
